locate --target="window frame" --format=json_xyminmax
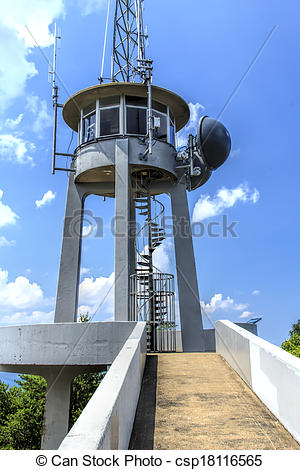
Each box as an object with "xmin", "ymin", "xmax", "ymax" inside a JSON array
[
  {"xmin": 82, "ymin": 105, "xmax": 97, "ymax": 144},
  {"xmin": 99, "ymin": 105, "xmax": 121, "ymax": 137},
  {"xmin": 169, "ymin": 108, "xmax": 176, "ymax": 147},
  {"xmin": 125, "ymin": 102, "xmax": 148, "ymax": 137},
  {"xmin": 79, "ymin": 96, "xmax": 176, "ymax": 145}
]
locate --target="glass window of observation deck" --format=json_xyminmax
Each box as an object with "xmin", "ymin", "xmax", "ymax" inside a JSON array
[
  {"xmin": 99, "ymin": 97, "xmax": 120, "ymax": 136},
  {"xmin": 126, "ymin": 107, "xmax": 147, "ymax": 135},
  {"xmin": 153, "ymin": 110, "xmax": 167, "ymax": 141},
  {"xmin": 82, "ymin": 104, "xmax": 96, "ymax": 143},
  {"xmin": 126, "ymin": 96, "xmax": 147, "ymax": 135}
]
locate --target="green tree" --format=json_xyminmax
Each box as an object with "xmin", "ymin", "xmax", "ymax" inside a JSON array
[
  {"xmin": 0, "ymin": 381, "xmax": 13, "ymax": 427},
  {"xmin": 281, "ymin": 319, "xmax": 300, "ymax": 359},
  {"xmin": 289, "ymin": 319, "xmax": 300, "ymax": 336},
  {"xmin": 0, "ymin": 313, "xmax": 105, "ymax": 449},
  {"xmin": 69, "ymin": 371, "xmax": 106, "ymax": 428},
  {"xmin": 0, "ymin": 375, "xmax": 47, "ymax": 450}
]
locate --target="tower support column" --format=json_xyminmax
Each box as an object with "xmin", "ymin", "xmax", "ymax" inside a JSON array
[
  {"xmin": 170, "ymin": 182, "xmax": 205, "ymax": 352},
  {"xmin": 54, "ymin": 174, "xmax": 84, "ymax": 323},
  {"xmin": 114, "ymin": 139, "xmax": 131, "ymax": 321},
  {"xmin": 41, "ymin": 368, "xmax": 74, "ymax": 450}
]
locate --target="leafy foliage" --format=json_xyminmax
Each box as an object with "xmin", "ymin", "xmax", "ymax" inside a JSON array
[
  {"xmin": 289, "ymin": 319, "xmax": 300, "ymax": 337},
  {"xmin": 281, "ymin": 319, "xmax": 300, "ymax": 359},
  {"xmin": 281, "ymin": 333, "xmax": 300, "ymax": 359},
  {"xmin": 0, "ymin": 375, "xmax": 46, "ymax": 450},
  {"xmin": 69, "ymin": 371, "xmax": 106, "ymax": 428},
  {"xmin": 0, "ymin": 314, "xmax": 105, "ymax": 449}
]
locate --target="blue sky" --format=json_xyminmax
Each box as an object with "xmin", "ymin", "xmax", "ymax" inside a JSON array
[{"xmin": 0, "ymin": 0, "xmax": 299, "ymax": 386}]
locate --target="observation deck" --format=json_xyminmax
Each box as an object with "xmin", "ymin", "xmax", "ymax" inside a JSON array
[{"xmin": 62, "ymin": 83, "xmax": 190, "ymax": 192}]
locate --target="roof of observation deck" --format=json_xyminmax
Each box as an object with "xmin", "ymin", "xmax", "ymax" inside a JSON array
[{"xmin": 63, "ymin": 82, "xmax": 190, "ymax": 132}]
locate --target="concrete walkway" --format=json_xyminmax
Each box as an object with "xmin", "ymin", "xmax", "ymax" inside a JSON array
[{"xmin": 130, "ymin": 353, "xmax": 300, "ymax": 450}]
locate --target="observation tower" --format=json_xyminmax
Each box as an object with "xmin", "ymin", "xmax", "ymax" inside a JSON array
[{"xmin": 52, "ymin": 0, "xmax": 231, "ymax": 353}]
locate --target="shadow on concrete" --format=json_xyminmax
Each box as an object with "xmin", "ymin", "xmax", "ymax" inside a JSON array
[{"xmin": 129, "ymin": 355, "xmax": 158, "ymax": 450}]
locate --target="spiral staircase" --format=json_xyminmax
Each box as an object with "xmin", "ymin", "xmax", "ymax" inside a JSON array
[{"xmin": 130, "ymin": 177, "xmax": 176, "ymax": 352}]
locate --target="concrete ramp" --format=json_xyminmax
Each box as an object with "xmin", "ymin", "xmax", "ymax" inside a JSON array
[{"xmin": 130, "ymin": 353, "xmax": 300, "ymax": 450}]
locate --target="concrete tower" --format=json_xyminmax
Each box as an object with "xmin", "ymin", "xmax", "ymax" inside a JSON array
[
  {"xmin": 53, "ymin": 1, "xmax": 231, "ymax": 354},
  {"xmin": 55, "ymin": 82, "xmax": 207, "ymax": 351}
]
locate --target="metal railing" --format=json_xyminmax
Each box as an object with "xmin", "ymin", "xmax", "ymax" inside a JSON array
[{"xmin": 130, "ymin": 272, "xmax": 176, "ymax": 352}]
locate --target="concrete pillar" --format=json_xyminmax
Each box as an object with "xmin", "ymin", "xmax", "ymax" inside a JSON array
[
  {"xmin": 114, "ymin": 139, "xmax": 130, "ymax": 321},
  {"xmin": 170, "ymin": 182, "xmax": 205, "ymax": 352},
  {"xmin": 129, "ymin": 194, "xmax": 136, "ymax": 276},
  {"xmin": 41, "ymin": 368, "xmax": 74, "ymax": 450},
  {"xmin": 54, "ymin": 174, "xmax": 84, "ymax": 323}
]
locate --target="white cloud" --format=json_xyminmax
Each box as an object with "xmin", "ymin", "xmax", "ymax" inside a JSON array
[
  {"xmin": 192, "ymin": 183, "xmax": 260, "ymax": 223},
  {"xmin": 35, "ymin": 190, "xmax": 56, "ymax": 209},
  {"xmin": 177, "ymin": 102, "xmax": 205, "ymax": 148},
  {"xmin": 1, "ymin": 0, "xmax": 64, "ymax": 48},
  {"xmin": 78, "ymin": 272, "xmax": 114, "ymax": 320},
  {"xmin": 26, "ymin": 95, "xmax": 52, "ymax": 135},
  {"xmin": 78, "ymin": 305, "xmax": 92, "ymax": 317},
  {"xmin": 239, "ymin": 311, "xmax": 253, "ymax": 319},
  {"xmin": 0, "ymin": 190, "xmax": 19, "ymax": 227},
  {"xmin": 0, "ymin": 1, "xmax": 64, "ymax": 113},
  {"xmin": 139, "ymin": 239, "xmax": 174, "ymax": 274},
  {"xmin": 252, "ymin": 290, "xmax": 260, "ymax": 296},
  {"xmin": 5, "ymin": 114, "xmax": 23, "ymax": 129},
  {"xmin": 0, "ymin": 268, "xmax": 43, "ymax": 311},
  {"xmin": 0, "ymin": 236, "xmax": 15, "ymax": 247},
  {"xmin": 79, "ymin": 0, "xmax": 106, "ymax": 16},
  {"xmin": 153, "ymin": 239, "xmax": 173, "ymax": 273},
  {"xmin": 0, "ymin": 134, "xmax": 35, "ymax": 164},
  {"xmin": 80, "ymin": 267, "xmax": 91, "ymax": 276},
  {"xmin": 0, "ymin": 26, "xmax": 37, "ymax": 113},
  {"xmin": 201, "ymin": 293, "xmax": 247, "ymax": 316},
  {"xmin": 230, "ymin": 148, "xmax": 241, "ymax": 158},
  {"xmin": 2, "ymin": 309, "xmax": 54, "ymax": 324},
  {"xmin": 0, "ymin": 266, "xmax": 55, "ymax": 325}
]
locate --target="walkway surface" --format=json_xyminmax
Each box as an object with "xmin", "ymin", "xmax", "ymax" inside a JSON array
[{"xmin": 129, "ymin": 353, "xmax": 300, "ymax": 450}]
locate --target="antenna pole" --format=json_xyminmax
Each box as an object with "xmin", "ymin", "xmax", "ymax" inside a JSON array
[
  {"xmin": 51, "ymin": 23, "xmax": 59, "ymax": 175},
  {"xmin": 100, "ymin": 0, "xmax": 111, "ymax": 83}
]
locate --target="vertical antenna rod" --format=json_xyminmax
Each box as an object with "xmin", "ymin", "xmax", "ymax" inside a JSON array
[
  {"xmin": 111, "ymin": 0, "xmax": 146, "ymax": 82},
  {"xmin": 51, "ymin": 24, "xmax": 60, "ymax": 175},
  {"xmin": 100, "ymin": 0, "xmax": 111, "ymax": 83},
  {"xmin": 50, "ymin": 26, "xmax": 74, "ymax": 174}
]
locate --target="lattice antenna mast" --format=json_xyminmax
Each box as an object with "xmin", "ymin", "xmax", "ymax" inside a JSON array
[{"xmin": 112, "ymin": 0, "xmax": 147, "ymax": 82}]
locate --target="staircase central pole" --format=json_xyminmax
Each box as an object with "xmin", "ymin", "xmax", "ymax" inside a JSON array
[{"xmin": 147, "ymin": 180, "xmax": 155, "ymax": 351}]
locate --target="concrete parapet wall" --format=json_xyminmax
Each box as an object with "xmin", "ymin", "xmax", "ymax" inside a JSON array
[
  {"xmin": 59, "ymin": 322, "xmax": 147, "ymax": 450},
  {"xmin": 0, "ymin": 322, "xmax": 136, "ymax": 372},
  {"xmin": 175, "ymin": 323, "xmax": 257, "ymax": 353},
  {"xmin": 215, "ymin": 320, "xmax": 300, "ymax": 444}
]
